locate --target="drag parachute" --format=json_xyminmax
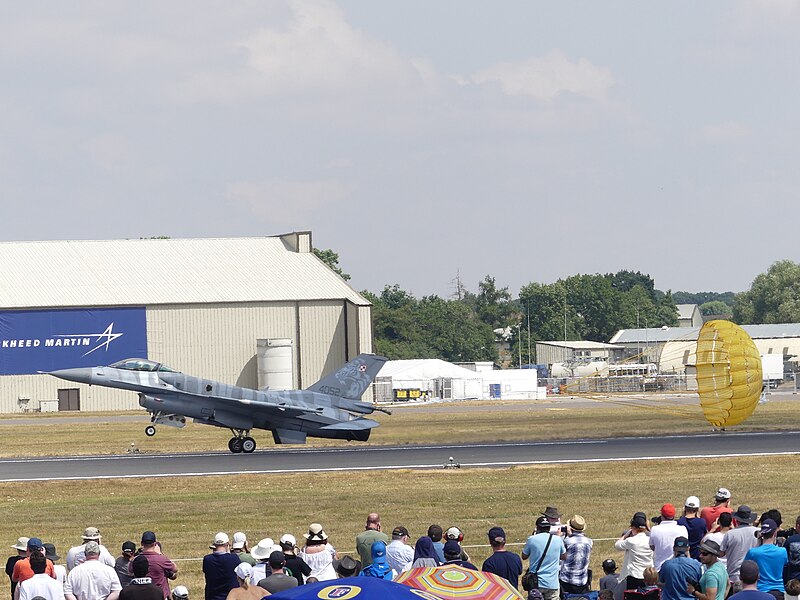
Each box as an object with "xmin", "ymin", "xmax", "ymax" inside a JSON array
[{"xmin": 695, "ymin": 320, "xmax": 763, "ymax": 428}]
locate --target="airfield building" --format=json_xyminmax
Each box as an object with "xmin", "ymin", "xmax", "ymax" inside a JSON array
[{"xmin": 0, "ymin": 232, "xmax": 373, "ymax": 413}]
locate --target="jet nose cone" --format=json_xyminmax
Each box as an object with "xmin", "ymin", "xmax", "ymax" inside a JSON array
[{"xmin": 49, "ymin": 367, "xmax": 94, "ymax": 384}]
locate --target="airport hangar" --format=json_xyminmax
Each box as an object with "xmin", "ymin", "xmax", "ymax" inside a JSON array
[{"xmin": 0, "ymin": 232, "xmax": 374, "ymax": 414}]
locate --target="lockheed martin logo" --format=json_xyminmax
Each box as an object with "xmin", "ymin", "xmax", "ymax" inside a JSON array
[{"xmin": 54, "ymin": 323, "xmax": 124, "ymax": 357}]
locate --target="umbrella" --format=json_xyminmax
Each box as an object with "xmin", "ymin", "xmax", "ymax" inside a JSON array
[
  {"xmin": 268, "ymin": 577, "xmax": 445, "ymax": 600},
  {"xmin": 395, "ymin": 565, "xmax": 524, "ymax": 600}
]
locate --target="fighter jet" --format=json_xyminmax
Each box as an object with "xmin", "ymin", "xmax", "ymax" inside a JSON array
[{"xmin": 49, "ymin": 353, "xmax": 389, "ymax": 453}]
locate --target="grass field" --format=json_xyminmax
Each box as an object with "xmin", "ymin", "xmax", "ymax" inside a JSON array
[{"xmin": 1, "ymin": 394, "xmax": 798, "ymax": 456}]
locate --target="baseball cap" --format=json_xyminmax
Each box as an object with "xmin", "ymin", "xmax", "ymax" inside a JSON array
[
  {"xmin": 631, "ymin": 513, "xmax": 648, "ymax": 528},
  {"xmin": 445, "ymin": 526, "xmax": 463, "ymax": 541},
  {"xmin": 210, "ymin": 532, "xmax": 229, "ymax": 548},
  {"xmin": 232, "ymin": 532, "xmax": 247, "ymax": 550},
  {"xmin": 234, "ymin": 562, "xmax": 252, "ymax": 580},
  {"xmin": 661, "ymin": 503, "xmax": 676, "ymax": 519},
  {"xmin": 82, "ymin": 527, "xmax": 101, "ymax": 540},
  {"xmin": 141, "ymin": 531, "xmax": 156, "ymax": 545},
  {"xmin": 443, "ymin": 540, "xmax": 461, "ymax": 556},
  {"xmin": 84, "ymin": 541, "xmax": 101, "ymax": 555},
  {"xmin": 487, "ymin": 527, "xmax": 506, "ymax": 543},
  {"xmin": 715, "ymin": 487, "xmax": 731, "ymax": 500},
  {"xmin": 535, "ymin": 516, "xmax": 551, "ymax": 530},
  {"xmin": 172, "ymin": 587, "xmax": 189, "ymax": 600},
  {"xmin": 27, "ymin": 538, "xmax": 44, "ymax": 551},
  {"xmin": 279, "ymin": 534, "xmax": 296, "ymax": 548},
  {"xmin": 759, "ymin": 518, "xmax": 778, "ymax": 537},
  {"xmin": 268, "ymin": 550, "xmax": 286, "ymax": 566},
  {"xmin": 392, "ymin": 526, "xmax": 409, "ymax": 538},
  {"xmin": 371, "ymin": 541, "xmax": 386, "ymax": 558},
  {"xmin": 122, "ymin": 541, "xmax": 136, "ymax": 554},
  {"xmin": 673, "ymin": 536, "xmax": 690, "ymax": 551},
  {"xmin": 685, "ymin": 496, "xmax": 701, "ymax": 509}
]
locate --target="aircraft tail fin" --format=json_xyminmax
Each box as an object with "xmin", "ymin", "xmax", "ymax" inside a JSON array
[{"xmin": 305, "ymin": 353, "xmax": 388, "ymax": 400}]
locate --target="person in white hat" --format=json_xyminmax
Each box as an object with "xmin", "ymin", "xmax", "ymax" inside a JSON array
[
  {"xmin": 298, "ymin": 524, "xmax": 338, "ymax": 581},
  {"xmin": 678, "ymin": 496, "xmax": 709, "ymax": 560},
  {"xmin": 249, "ymin": 539, "xmax": 275, "ymax": 584},
  {"xmin": 279, "ymin": 535, "xmax": 310, "ymax": 587},
  {"xmin": 224, "ymin": 563, "xmax": 265, "ymax": 600},
  {"xmin": 230, "ymin": 534, "xmax": 255, "ymax": 567},
  {"xmin": 7, "ymin": 537, "xmax": 29, "ymax": 600},
  {"xmin": 202, "ymin": 533, "xmax": 240, "ymax": 600},
  {"xmin": 66, "ymin": 528, "xmax": 115, "ymax": 571},
  {"xmin": 700, "ymin": 488, "xmax": 733, "ymax": 531}
]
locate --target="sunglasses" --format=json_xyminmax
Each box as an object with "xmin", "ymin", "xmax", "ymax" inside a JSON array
[{"xmin": 699, "ymin": 551, "xmax": 712, "ymax": 556}]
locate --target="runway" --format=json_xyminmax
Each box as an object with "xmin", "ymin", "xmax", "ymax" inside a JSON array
[{"xmin": 1, "ymin": 430, "xmax": 798, "ymax": 482}]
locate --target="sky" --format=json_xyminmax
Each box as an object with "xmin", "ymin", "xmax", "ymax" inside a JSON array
[{"xmin": 1, "ymin": 1, "xmax": 798, "ymax": 298}]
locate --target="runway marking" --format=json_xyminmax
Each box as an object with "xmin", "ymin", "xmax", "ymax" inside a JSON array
[{"xmin": 1, "ymin": 450, "xmax": 798, "ymax": 483}]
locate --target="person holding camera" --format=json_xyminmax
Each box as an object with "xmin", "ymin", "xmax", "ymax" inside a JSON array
[
  {"xmin": 522, "ymin": 516, "xmax": 566, "ymax": 600},
  {"xmin": 559, "ymin": 516, "xmax": 593, "ymax": 597},
  {"xmin": 658, "ymin": 537, "xmax": 701, "ymax": 600}
]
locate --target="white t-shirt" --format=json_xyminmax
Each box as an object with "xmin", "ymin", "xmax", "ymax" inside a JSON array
[
  {"xmin": 19, "ymin": 573, "xmax": 66, "ymax": 600},
  {"xmin": 614, "ymin": 532, "xmax": 654, "ymax": 580},
  {"xmin": 53, "ymin": 564, "xmax": 67, "ymax": 586},
  {"xmin": 649, "ymin": 521, "xmax": 688, "ymax": 571},
  {"xmin": 64, "ymin": 560, "xmax": 121, "ymax": 600},
  {"xmin": 66, "ymin": 544, "xmax": 116, "ymax": 571}
]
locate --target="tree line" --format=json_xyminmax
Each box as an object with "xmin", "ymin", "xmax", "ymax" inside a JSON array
[{"xmin": 313, "ymin": 250, "xmax": 800, "ymax": 364}]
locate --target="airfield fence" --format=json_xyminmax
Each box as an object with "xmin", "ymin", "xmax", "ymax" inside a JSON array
[{"xmin": 543, "ymin": 374, "xmax": 692, "ymax": 395}]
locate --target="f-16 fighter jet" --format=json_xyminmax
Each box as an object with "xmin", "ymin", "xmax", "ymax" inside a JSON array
[{"xmin": 50, "ymin": 353, "xmax": 389, "ymax": 453}]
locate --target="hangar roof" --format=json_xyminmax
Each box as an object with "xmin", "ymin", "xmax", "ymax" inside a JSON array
[
  {"xmin": 536, "ymin": 340, "xmax": 623, "ymax": 350},
  {"xmin": 610, "ymin": 323, "xmax": 800, "ymax": 343},
  {"xmin": 0, "ymin": 235, "xmax": 371, "ymax": 308}
]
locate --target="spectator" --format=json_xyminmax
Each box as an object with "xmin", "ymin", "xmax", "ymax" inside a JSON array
[
  {"xmin": 278, "ymin": 536, "xmax": 309, "ymax": 587},
  {"xmin": 64, "ymin": 541, "xmax": 122, "ymax": 600},
  {"xmin": 658, "ymin": 537, "xmax": 701, "ymax": 600},
  {"xmin": 428, "ymin": 526, "xmax": 445, "ymax": 564},
  {"xmin": 12, "ymin": 539, "xmax": 55, "ymax": 586},
  {"xmin": 359, "ymin": 542, "xmax": 395, "ymax": 580},
  {"xmin": 203, "ymin": 533, "xmax": 240, "ymax": 600},
  {"xmin": 298, "ymin": 525, "xmax": 337, "ymax": 582},
  {"xmin": 650, "ymin": 504, "xmax": 689, "ymax": 572},
  {"xmin": 119, "ymin": 555, "xmax": 162, "ymax": 600},
  {"xmin": 171, "ymin": 587, "xmax": 189, "ymax": 600},
  {"xmin": 785, "ymin": 580, "xmax": 800, "ymax": 600},
  {"xmin": 231, "ymin": 535, "xmax": 255, "ymax": 567},
  {"xmin": 43, "ymin": 545, "xmax": 65, "ymax": 588},
  {"xmin": 687, "ymin": 540, "xmax": 727, "ymax": 600},
  {"xmin": 333, "ymin": 557, "xmax": 361, "ymax": 579},
  {"xmin": 66, "ymin": 529, "xmax": 115, "ymax": 572},
  {"xmin": 559, "ymin": 515, "xmax": 592, "ymax": 596},
  {"xmin": 355, "ymin": 514, "xmax": 387, "ymax": 568},
  {"xmin": 411, "ymin": 537, "xmax": 440, "ymax": 569},
  {"xmin": 542, "ymin": 507, "xmax": 563, "ymax": 535},
  {"xmin": 729, "ymin": 561, "xmax": 773, "ymax": 600},
  {"xmin": 115, "ymin": 543, "xmax": 136, "ymax": 588},
  {"xmin": 638, "ymin": 567, "xmax": 660, "ymax": 593},
  {"xmin": 386, "ymin": 527, "xmax": 413, "ymax": 575},
  {"xmin": 599, "ymin": 559, "xmax": 619, "ymax": 592},
  {"xmin": 482, "ymin": 527, "xmax": 523, "ymax": 590},
  {"xmin": 522, "ymin": 515, "xmax": 566, "ymax": 600},
  {"xmin": 744, "ymin": 519, "xmax": 788, "ymax": 599},
  {"xmin": 7, "ymin": 538, "xmax": 29, "ymax": 600},
  {"xmin": 225, "ymin": 563, "xmax": 265, "ymax": 600},
  {"xmin": 700, "ymin": 489, "xmax": 733, "ymax": 532},
  {"xmin": 723, "ymin": 506, "xmax": 760, "ymax": 593},
  {"xmin": 702, "ymin": 513, "xmax": 733, "ymax": 568},
  {"xmin": 614, "ymin": 513, "xmax": 653, "ymax": 591},
  {"xmin": 17, "ymin": 552, "xmax": 64, "ymax": 600},
  {"xmin": 135, "ymin": 532, "xmax": 177, "ymax": 600},
  {"xmin": 250, "ymin": 540, "xmax": 275, "ymax": 584},
  {"xmin": 442, "ymin": 541, "xmax": 477, "ymax": 570},
  {"xmin": 444, "ymin": 527, "xmax": 471, "ymax": 563},
  {"xmin": 257, "ymin": 552, "xmax": 297, "ymax": 594},
  {"xmin": 785, "ymin": 516, "xmax": 800, "ymax": 584},
  {"xmin": 678, "ymin": 497, "xmax": 708, "ymax": 560}
]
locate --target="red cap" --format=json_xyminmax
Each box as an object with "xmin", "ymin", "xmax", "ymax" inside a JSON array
[{"xmin": 661, "ymin": 503, "xmax": 676, "ymax": 519}]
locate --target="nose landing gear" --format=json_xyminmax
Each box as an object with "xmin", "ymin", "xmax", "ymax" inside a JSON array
[{"xmin": 228, "ymin": 429, "xmax": 256, "ymax": 454}]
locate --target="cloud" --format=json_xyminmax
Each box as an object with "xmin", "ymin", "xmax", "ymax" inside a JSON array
[
  {"xmin": 226, "ymin": 178, "xmax": 353, "ymax": 228},
  {"xmin": 465, "ymin": 50, "xmax": 615, "ymax": 103},
  {"xmin": 690, "ymin": 121, "xmax": 752, "ymax": 144}
]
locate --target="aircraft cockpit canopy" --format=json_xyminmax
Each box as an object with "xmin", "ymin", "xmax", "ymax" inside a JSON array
[{"xmin": 110, "ymin": 358, "xmax": 180, "ymax": 373}]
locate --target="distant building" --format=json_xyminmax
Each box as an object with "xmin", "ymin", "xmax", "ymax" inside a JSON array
[
  {"xmin": 677, "ymin": 304, "xmax": 703, "ymax": 328},
  {"xmin": 535, "ymin": 340, "xmax": 625, "ymax": 370}
]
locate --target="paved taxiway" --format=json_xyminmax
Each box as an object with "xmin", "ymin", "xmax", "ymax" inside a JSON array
[{"xmin": 1, "ymin": 430, "xmax": 798, "ymax": 482}]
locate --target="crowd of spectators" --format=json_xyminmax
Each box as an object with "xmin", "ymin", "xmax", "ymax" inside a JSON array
[{"xmin": 6, "ymin": 489, "xmax": 800, "ymax": 600}]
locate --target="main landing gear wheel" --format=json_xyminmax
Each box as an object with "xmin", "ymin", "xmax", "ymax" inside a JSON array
[
  {"xmin": 241, "ymin": 437, "xmax": 256, "ymax": 454},
  {"xmin": 228, "ymin": 437, "xmax": 244, "ymax": 453},
  {"xmin": 145, "ymin": 425, "xmax": 157, "ymax": 437}
]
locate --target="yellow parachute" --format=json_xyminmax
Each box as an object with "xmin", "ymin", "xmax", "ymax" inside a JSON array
[{"xmin": 695, "ymin": 320, "xmax": 763, "ymax": 427}]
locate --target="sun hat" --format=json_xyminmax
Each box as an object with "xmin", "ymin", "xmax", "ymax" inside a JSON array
[
  {"xmin": 304, "ymin": 523, "xmax": 328, "ymax": 542},
  {"xmin": 569, "ymin": 515, "xmax": 586, "ymax": 531},
  {"xmin": 733, "ymin": 505, "xmax": 757, "ymax": 524},
  {"xmin": 542, "ymin": 506, "xmax": 561, "ymax": 519},
  {"xmin": 251, "ymin": 538, "xmax": 275, "ymax": 561},
  {"xmin": 84, "ymin": 541, "xmax": 101, "ymax": 555},
  {"xmin": 82, "ymin": 527, "xmax": 101, "ymax": 540},
  {"xmin": 43, "ymin": 543, "xmax": 60, "ymax": 562},
  {"xmin": 12, "ymin": 537, "xmax": 29, "ymax": 551},
  {"xmin": 699, "ymin": 539, "xmax": 721, "ymax": 556}
]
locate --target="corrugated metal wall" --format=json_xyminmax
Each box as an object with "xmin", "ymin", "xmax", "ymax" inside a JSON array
[{"xmin": 0, "ymin": 299, "xmax": 372, "ymax": 413}]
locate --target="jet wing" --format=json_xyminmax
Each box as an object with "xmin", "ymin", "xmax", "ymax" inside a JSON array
[{"xmin": 148, "ymin": 391, "xmax": 313, "ymax": 418}]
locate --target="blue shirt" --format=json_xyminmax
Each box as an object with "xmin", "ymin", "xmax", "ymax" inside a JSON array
[
  {"xmin": 522, "ymin": 533, "xmax": 564, "ymax": 590},
  {"xmin": 744, "ymin": 544, "xmax": 788, "ymax": 592},
  {"xmin": 659, "ymin": 556, "xmax": 702, "ymax": 600},
  {"xmin": 202, "ymin": 552, "xmax": 241, "ymax": 600},
  {"xmin": 677, "ymin": 516, "xmax": 708, "ymax": 560},
  {"xmin": 482, "ymin": 551, "xmax": 523, "ymax": 589}
]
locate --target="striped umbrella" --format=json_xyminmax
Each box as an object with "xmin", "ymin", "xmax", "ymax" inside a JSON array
[{"xmin": 395, "ymin": 565, "xmax": 524, "ymax": 600}]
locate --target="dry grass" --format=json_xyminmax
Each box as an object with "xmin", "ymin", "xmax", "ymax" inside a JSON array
[
  {"xmin": 0, "ymin": 396, "xmax": 798, "ymax": 456},
  {"xmin": 2, "ymin": 455, "xmax": 799, "ymax": 596}
]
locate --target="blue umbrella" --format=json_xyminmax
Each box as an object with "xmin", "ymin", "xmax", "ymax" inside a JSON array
[{"xmin": 268, "ymin": 577, "xmax": 444, "ymax": 600}]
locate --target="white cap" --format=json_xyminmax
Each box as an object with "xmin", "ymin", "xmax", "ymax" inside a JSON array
[
  {"xmin": 445, "ymin": 526, "xmax": 463, "ymax": 541},
  {"xmin": 279, "ymin": 534, "xmax": 296, "ymax": 547},
  {"xmin": 211, "ymin": 532, "xmax": 229, "ymax": 548},
  {"xmin": 232, "ymin": 532, "xmax": 247, "ymax": 550},
  {"xmin": 685, "ymin": 496, "xmax": 701, "ymax": 509},
  {"xmin": 172, "ymin": 587, "xmax": 189, "ymax": 600},
  {"xmin": 715, "ymin": 487, "xmax": 731, "ymax": 500},
  {"xmin": 234, "ymin": 562, "xmax": 252, "ymax": 580}
]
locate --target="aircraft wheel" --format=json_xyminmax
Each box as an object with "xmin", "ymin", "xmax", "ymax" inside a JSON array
[
  {"xmin": 241, "ymin": 437, "xmax": 256, "ymax": 454},
  {"xmin": 228, "ymin": 438, "xmax": 243, "ymax": 453},
  {"xmin": 145, "ymin": 425, "xmax": 157, "ymax": 437}
]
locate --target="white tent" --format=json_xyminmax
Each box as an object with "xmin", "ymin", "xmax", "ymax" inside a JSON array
[{"xmin": 375, "ymin": 359, "xmax": 483, "ymax": 401}]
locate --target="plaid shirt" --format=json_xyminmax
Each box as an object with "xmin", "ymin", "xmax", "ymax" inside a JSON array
[{"xmin": 559, "ymin": 532, "xmax": 593, "ymax": 586}]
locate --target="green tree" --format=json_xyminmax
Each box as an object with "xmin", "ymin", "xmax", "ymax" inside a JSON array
[
  {"xmin": 474, "ymin": 275, "xmax": 514, "ymax": 329},
  {"xmin": 699, "ymin": 300, "xmax": 732, "ymax": 316},
  {"xmin": 733, "ymin": 260, "xmax": 800, "ymax": 324},
  {"xmin": 312, "ymin": 248, "xmax": 351, "ymax": 280}
]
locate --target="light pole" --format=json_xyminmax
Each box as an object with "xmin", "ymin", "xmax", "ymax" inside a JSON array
[
  {"xmin": 517, "ymin": 323, "xmax": 522, "ymax": 368},
  {"xmin": 527, "ymin": 301, "xmax": 532, "ymax": 367}
]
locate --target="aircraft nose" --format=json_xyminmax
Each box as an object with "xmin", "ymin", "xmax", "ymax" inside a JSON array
[{"xmin": 49, "ymin": 367, "xmax": 95, "ymax": 385}]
